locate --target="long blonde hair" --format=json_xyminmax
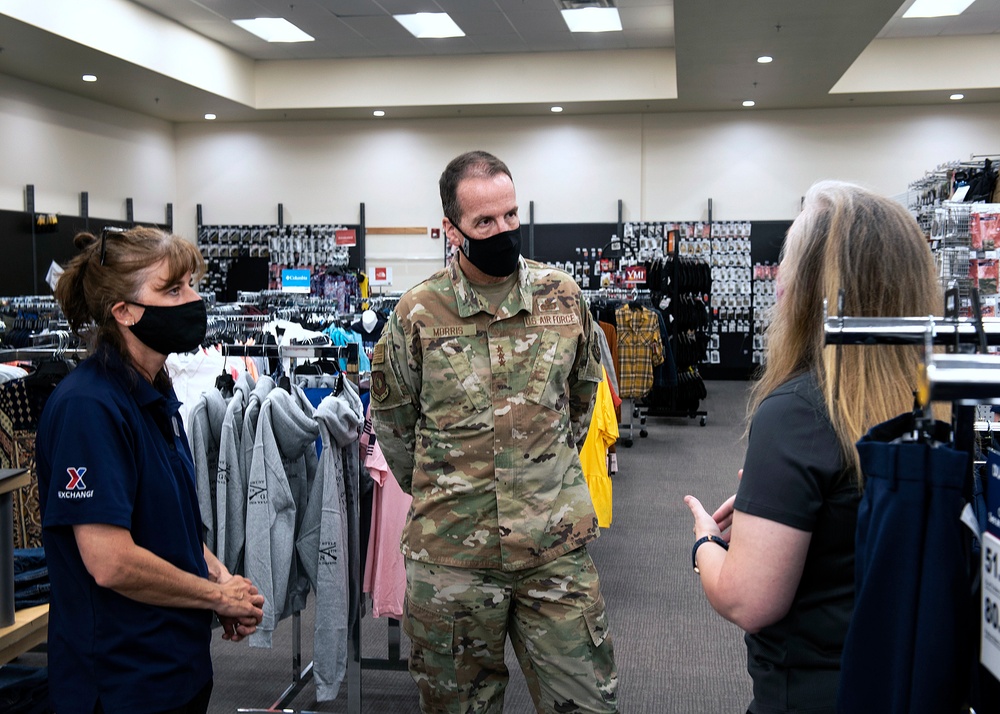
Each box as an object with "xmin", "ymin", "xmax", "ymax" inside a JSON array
[{"xmin": 749, "ymin": 181, "xmax": 941, "ymax": 483}]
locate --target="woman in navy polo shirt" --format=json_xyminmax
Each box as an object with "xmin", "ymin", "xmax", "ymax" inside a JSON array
[{"xmin": 37, "ymin": 227, "xmax": 265, "ymax": 714}]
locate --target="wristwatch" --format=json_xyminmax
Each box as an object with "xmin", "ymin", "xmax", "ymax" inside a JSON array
[{"xmin": 692, "ymin": 534, "xmax": 729, "ymax": 574}]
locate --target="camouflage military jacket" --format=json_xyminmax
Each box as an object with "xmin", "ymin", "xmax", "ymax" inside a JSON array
[{"xmin": 370, "ymin": 256, "xmax": 604, "ymax": 571}]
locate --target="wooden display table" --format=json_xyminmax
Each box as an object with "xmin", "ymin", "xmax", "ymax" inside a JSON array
[
  {"xmin": 0, "ymin": 468, "xmax": 47, "ymax": 664},
  {"xmin": 0, "ymin": 603, "xmax": 48, "ymax": 665}
]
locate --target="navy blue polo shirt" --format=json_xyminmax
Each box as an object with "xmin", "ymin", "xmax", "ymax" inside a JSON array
[{"xmin": 36, "ymin": 347, "xmax": 212, "ymax": 714}]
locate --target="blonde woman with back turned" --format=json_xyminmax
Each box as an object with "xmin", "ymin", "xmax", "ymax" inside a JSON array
[{"xmin": 684, "ymin": 181, "xmax": 941, "ymax": 714}]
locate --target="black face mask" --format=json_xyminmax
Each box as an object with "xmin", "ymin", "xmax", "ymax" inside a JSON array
[
  {"xmin": 453, "ymin": 223, "xmax": 522, "ymax": 278},
  {"xmin": 128, "ymin": 299, "xmax": 207, "ymax": 355}
]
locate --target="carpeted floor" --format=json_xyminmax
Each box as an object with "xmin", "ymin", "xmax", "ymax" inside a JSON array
[{"xmin": 204, "ymin": 380, "xmax": 756, "ymax": 713}]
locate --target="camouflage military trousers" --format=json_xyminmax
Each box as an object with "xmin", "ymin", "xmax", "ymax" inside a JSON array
[{"xmin": 403, "ymin": 546, "xmax": 618, "ymax": 714}]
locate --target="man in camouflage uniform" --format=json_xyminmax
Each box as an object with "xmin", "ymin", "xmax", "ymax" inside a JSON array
[{"xmin": 371, "ymin": 151, "xmax": 618, "ymax": 714}]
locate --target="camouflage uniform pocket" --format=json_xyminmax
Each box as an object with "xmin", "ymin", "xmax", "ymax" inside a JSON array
[
  {"xmin": 524, "ymin": 330, "xmax": 575, "ymax": 411},
  {"xmin": 582, "ymin": 593, "xmax": 610, "ymax": 648},
  {"xmin": 443, "ymin": 348, "xmax": 491, "ymax": 413},
  {"xmin": 403, "ymin": 597, "xmax": 455, "ymax": 655}
]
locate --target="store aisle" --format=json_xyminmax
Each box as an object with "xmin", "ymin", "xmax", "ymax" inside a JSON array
[{"xmin": 207, "ymin": 380, "xmax": 755, "ymax": 713}]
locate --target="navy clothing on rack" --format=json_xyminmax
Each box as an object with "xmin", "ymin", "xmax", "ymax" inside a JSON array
[{"xmin": 837, "ymin": 412, "xmax": 977, "ymax": 714}]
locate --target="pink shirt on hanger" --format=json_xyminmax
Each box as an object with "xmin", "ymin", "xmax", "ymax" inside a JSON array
[{"xmin": 361, "ymin": 409, "xmax": 411, "ymax": 619}]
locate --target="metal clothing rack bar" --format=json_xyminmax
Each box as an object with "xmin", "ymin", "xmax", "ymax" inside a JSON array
[
  {"xmin": 0, "ymin": 348, "xmax": 90, "ymax": 362},
  {"xmin": 824, "ymin": 315, "xmax": 1000, "ymax": 346}
]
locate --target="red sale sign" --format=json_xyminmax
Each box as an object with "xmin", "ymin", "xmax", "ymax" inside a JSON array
[{"xmin": 335, "ymin": 229, "xmax": 357, "ymax": 246}]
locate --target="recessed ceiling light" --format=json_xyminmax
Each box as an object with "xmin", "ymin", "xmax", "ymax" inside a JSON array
[
  {"xmin": 551, "ymin": 106, "xmax": 564, "ymax": 113},
  {"xmin": 903, "ymin": 0, "xmax": 975, "ymax": 18},
  {"xmin": 561, "ymin": 8, "xmax": 623, "ymax": 33},
  {"xmin": 233, "ymin": 18, "xmax": 314, "ymax": 43},
  {"xmin": 393, "ymin": 13, "xmax": 465, "ymax": 38},
  {"xmin": 742, "ymin": 100, "xmax": 756, "ymax": 107},
  {"xmin": 757, "ymin": 55, "xmax": 773, "ymax": 64},
  {"xmin": 373, "ymin": 110, "xmax": 386, "ymax": 117},
  {"xmin": 950, "ymin": 93, "xmax": 965, "ymax": 100},
  {"xmin": 204, "ymin": 113, "xmax": 217, "ymax": 120},
  {"xmin": 82, "ymin": 74, "xmax": 97, "ymax": 82}
]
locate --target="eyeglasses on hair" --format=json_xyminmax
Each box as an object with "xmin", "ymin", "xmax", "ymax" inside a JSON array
[{"xmin": 99, "ymin": 226, "xmax": 128, "ymax": 266}]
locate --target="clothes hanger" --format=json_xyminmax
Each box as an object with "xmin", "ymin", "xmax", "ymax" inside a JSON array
[{"xmin": 215, "ymin": 344, "xmax": 235, "ymax": 398}]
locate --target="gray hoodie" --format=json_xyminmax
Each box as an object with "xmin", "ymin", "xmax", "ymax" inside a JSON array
[
  {"xmin": 187, "ymin": 388, "xmax": 228, "ymax": 552},
  {"xmin": 246, "ymin": 384, "xmax": 319, "ymax": 648},
  {"xmin": 296, "ymin": 378, "xmax": 363, "ymax": 700},
  {"xmin": 216, "ymin": 372, "xmax": 256, "ymax": 573}
]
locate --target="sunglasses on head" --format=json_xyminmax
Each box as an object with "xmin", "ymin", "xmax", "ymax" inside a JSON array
[{"xmin": 99, "ymin": 226, "xmax": 128, "ymax": 266}]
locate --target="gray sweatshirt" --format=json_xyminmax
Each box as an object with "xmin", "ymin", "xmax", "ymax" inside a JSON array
[
  {"xmin": 187, "ymin": 389, "xmax": 228, "ymax": 553},
  {"xmin": 246, "ymin": 384, "xmax": 319, "ymax": 648},
  {"xmin": 297, "ymin": 378, "xmax": 363, "ymax": 700},
  {"xmin": 216, "ymin": 372, "xmax": 256, "ymax": 573}
]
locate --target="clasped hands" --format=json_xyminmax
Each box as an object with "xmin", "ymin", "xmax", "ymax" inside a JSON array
[{"xmin": 215, "ymin": 575, "xmax": 264, "ymax": 642}]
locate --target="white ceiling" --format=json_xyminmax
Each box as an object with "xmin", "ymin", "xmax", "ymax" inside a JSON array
[{"xmin": 0, "ymin": 0, "xmax": 999, "ymax": 122}]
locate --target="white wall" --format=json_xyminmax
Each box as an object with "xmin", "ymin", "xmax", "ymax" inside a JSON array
[
  {"xmin": 2, "ymin": 72, "xmax": 998, "ymax": 291},
  {"xmin": 0, "ymin": 74, "xmax": 175, "ymax": 225}
]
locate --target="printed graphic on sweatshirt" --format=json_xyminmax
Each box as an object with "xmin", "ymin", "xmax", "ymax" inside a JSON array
[{"xmin": 59, "ymin": 467, "xmax": 94, "ymax": 499}]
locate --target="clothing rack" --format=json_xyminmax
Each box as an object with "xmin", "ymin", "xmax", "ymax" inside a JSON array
[
  {"xmin": 822, "ymin": 314, "xmax": 1000, "ymax": 707},
  {"xmin": 583, "ymin": 288, "xmax": 652, "ymax": 445},
  {"xmin": 219, "ymin": 342, "xmax": 404, "ymax": 714},
  {"xmin": 647, "ymin": 231, "xmax": 709, "ymax": 427}
]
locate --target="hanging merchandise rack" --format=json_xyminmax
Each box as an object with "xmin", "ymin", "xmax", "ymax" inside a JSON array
[
  {"xmin": 220, "ymin": 343, "xmax": 406, "ymax": 714},
  {"xmin": 822, "ymin": 308, "xmax": 1000, "ymax": 711}
]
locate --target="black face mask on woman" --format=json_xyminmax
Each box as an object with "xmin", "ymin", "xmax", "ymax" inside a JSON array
[
  {"xmin": 453, "ymin": 223, "xmax": 522, "ymax": 278},
  {"xmin": 128, "ymin": 299, "xmax": 207, "ymax": 355}
]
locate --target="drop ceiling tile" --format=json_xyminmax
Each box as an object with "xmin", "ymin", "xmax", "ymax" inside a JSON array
[
  {"xmin": 505, "ymin": 10, "xmax": 570, "ymax": 36},
  {"xmin": 435, "ymin": 0, "xmax": 504, "ymax": 12},
  {"xmin": 372, "ymin": 0, "xmax": 444, "ymax": 14},
  {"xmin": 315, "ymin": 0, "xmax": 385, "ymax": 16},
  {"xmin": 619, "ymin": 6, "xmax": 673, "ymax": 31},
  {"xmin": 494, "ymin": 0, "xmax": 557, "ymax": 12},
  {"xmin": 472, "ymin": 33, "xmax": 530, "ymax": 52},
  {"xmin": 428, "ymin": 37, "xmax": 485, "ymax": 54},
  {"xmin": 525, "ymin": 34, "xmax": 578, "ymax": 52},
  {"xmin": 195, "ymin": 0, "xmax": 274, "ymax": 19},
  {"xmin": 573, "ymin": 33, "xmax": 629, "ymax": 51},
  {"xmin": 448, "ymin": 11, "xmax": 517, "ymax": 35}
]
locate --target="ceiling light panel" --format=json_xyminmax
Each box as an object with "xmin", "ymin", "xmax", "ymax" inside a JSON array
[
  {"xmin": 233, "ymin": 18, "xmax": 314, "ymax": 43},
  {"xmin": 394, "ymin": 13, "xmax": 466, "ymax": 39},
  {"xmin": 903, "ymin": 0, "xmax": 976, "ymax": 19},
  {"xmin": 561, "ymin": 8, "xmax": 623, "ymax": 33}
]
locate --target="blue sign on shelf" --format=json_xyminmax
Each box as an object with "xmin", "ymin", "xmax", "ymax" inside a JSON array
[{"xmin": 281, "ymin": 269, "xmax": 311, "ymax": 294}]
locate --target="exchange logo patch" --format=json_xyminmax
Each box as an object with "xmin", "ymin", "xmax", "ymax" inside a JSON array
[{"xmin": 59, "ymin": 467, "xmax": 94, "ymax": 499}]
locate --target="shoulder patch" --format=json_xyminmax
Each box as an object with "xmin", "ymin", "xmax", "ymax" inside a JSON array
[
  {"xmin": 370, "ymin": 370, "xmax": 390, "ymax": 402},
  {"xmin": 372, "ymin": 342, "xmax": 385, "ymax": 366},
  {"xmin": 592, "ymin": 339, "xmax": 601, "ymax": 363}
]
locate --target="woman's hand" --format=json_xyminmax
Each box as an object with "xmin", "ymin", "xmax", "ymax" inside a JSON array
[
  {"xmin": 684, "ymin": 495, "xmax": 723, "ymax": 541},
  {"xmin": 215, "ymin": 576, "xmax": 264, "ymax": 621},
  {"xmin": 685, "ymin": 469, "xmax": 741, "ymax": 541}
]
